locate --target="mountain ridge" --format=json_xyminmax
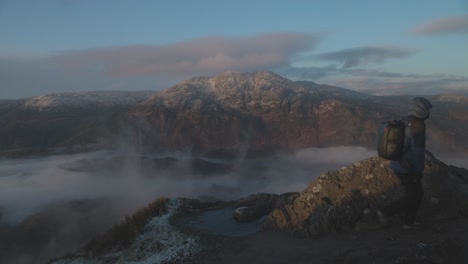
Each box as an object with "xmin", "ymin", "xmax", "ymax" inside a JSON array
[{"xmin": 1, "ymin": 71, "xmax": 467, "ymax": 157}]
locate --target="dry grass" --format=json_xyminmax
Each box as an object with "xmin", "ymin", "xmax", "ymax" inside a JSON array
[{"xmin": 82, "ymin": 197, "xmax": 169, "ymax": 256}]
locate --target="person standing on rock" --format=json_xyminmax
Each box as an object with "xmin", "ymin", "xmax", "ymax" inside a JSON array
[{"xmin": 379, "ymin": 97, "xmax": 433, "ymax": 229}]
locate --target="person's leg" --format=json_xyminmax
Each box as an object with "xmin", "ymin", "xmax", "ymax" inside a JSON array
[{"xmin": 403, "ymin": 180, "xmax": 424, "ymax": 225}]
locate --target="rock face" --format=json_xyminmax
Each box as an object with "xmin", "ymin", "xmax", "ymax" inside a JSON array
[{"xmin": 263, "ymin": 152, "xmax": 468, "ymax": 237}]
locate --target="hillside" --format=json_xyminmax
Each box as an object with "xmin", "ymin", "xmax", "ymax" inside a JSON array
[{"xmin": 0, "ymin": 91, "xmax": 154, "ymax": 157}]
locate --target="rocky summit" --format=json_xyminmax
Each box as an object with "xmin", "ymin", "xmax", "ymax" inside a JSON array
[{"xmin": 263, "ymin": 151, "xmax": 468, "ymax": 237}]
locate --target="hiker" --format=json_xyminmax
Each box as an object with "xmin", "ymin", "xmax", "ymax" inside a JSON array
[{"xmin": 379, "ymin": 97, "xmax": 433, "ymax": 229}]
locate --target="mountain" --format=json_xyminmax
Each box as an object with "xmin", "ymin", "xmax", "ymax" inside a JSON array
[
  {"xmin": 0, "ymin": 91, "xmax": 154, "ymax": 157},
  {"xmin": 47, "ymin": 152, "xmax": 468, "ymax": 264},
  {"xmin": 1, "ymin": 71, "xmax": 468, "ymax": 157},
  {"xmin": 127, "ymin": 71, "xmax": 468, "ymax": 156},
  {"xmin": 128, "ymin": 71, "xmax": 380, "ymax": 153}
]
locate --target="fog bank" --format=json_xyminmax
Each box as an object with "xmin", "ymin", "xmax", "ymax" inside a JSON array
[{"xmin": 0, "ymin": 146, "xmax": 377, "ymax": 224}]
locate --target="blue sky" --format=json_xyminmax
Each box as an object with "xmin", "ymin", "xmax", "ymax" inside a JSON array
[{"xmin": 1, "ymin": 0, "xmax": 468, "ymax": 98}]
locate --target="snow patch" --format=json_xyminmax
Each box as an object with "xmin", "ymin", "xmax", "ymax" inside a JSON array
[
  {"xmin": 51, "ymin": 199, "xmax": 203, "ymax": 264},
  {"xmin": 438, "ymin": 95, "xmax": 468, "ymax": 103},
  {"xmin": 22, "ymin": 91, "xmax": 153, "ymax": 110},
  {"xmin": 123, "ymin": 199, "xmax": 202, "ymax": 264}
]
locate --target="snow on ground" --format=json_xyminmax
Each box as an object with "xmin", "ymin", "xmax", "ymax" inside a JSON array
[
  {"xmin": 123, "ymin": 199, "xmax": 203, "ymax": 264},
  {"xmin": 51, "ymin": 199, "xmax": 204, "ymax": 264}
]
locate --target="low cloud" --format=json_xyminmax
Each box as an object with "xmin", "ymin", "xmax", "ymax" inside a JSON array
[
  {"xmin": 0, "ymin": 146, "xmax": 374, "ymax": 224},
  {"xmin": 53, "ymin": 32, "xmax": 319, "ymax": 78},
  {"xmin": 313, "ymin": 46, "xmax": 416, "ymax": 69},
  {"xmin": 279, "ymin": 66, "xmax": 468, "ymax": 95},
  {"xmin": 0, "ymin": 32, "xmax": 320, "ymax": 99},
  {"xmin": 0, "ymin": 55, "xmax": 167, "ymax": 99},
  {"xmin": 411, "ymin": 15, "xmax": 468, "ymax": 35}
]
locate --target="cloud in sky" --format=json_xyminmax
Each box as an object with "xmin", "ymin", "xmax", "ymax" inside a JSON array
[
  {"xmin": 280, "ymin": 65, "xmax": 468, "ymax": 95},
  {"xmin": 313, "ymin": 46, "xmax": 417, "ymax": 69},
  {"xmin": 1, "ymin": 32, "xmax": 466, "ymax": 99},
  {"xmin": 53, "ymin": 32, "xmax": 320, "ymax": 78},
  {"xmin": 411, "ymin": 15, "xmax": 468, "ymax": 35},
  {"xmin": 1, "ymin": 32, "xmax": 320, "ymax": 98}
]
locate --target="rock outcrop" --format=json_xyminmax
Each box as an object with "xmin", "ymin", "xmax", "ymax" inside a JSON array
[{"xmin": 263, "ymin": 151, "xmax": 468, "ymax": 237}]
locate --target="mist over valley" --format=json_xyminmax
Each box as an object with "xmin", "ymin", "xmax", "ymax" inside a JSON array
[
  {"xmin": 0, "ymin": 146, "xmax": 379, "ymax": 224},
  {"xmin": 0, "ymin": 145, "xmax": 380, "ymax": 263}
]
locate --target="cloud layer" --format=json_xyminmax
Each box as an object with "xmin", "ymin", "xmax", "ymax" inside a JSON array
[
  {"xmin": 54, "ymin": 32, "xmax": 319, "ymax": 78},
  {"xmin": 411, "ymin": 15, "xmax": 468, "ymax": 35},
  {"xmin": 280, "ymin": 65, "xmax": 468, "ymax": 95},
  {"xmin": 1, "ymin": 32, "xmax": 320, "ymax": 98},
  {"xmin": 0, "ymin": 146, "xmax": 376, "ymax": 224},
  {"xmin": 1, "ymin": 32, "xmax": 467, "ymax": 99},
  {"xmin": 313, "ymin": 46, "xmax": 416, "ymax": 69}
]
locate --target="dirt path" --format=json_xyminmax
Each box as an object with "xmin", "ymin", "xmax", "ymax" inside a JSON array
[{"xmin": 194, "ymin": 216, "xmax": 468, "ymax": 264}]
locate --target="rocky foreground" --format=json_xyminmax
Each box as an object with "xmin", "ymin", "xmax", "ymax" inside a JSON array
[{"xmin": 49, "ymin": 151, "xmax": 468, "ymax": 264}]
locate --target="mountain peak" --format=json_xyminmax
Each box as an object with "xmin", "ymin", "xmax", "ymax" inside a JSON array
[
  {"xmin": 169, "ymin": 71, "xmax": 292, "ymax": 91},
  {"xmin": 209, "ymin": 71, "xmax": 291, "ymax": 86},
  {"xmin": 164, "ymin": 70, "xmax": 299, "ymax": 102}
]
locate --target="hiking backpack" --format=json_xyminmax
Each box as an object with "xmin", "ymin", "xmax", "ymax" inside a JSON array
[{"xmin": 377, "ymin": 120, "xmax": 406, "ymax": 160}]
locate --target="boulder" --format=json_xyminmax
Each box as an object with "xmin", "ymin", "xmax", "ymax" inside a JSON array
[{"xmin": 232, "ymin": 192, "xmax": 299, "ymax": 222}]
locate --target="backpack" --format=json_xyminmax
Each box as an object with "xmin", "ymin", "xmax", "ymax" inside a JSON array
[{"xmin": 377, "ymin": 120, "xmax": 406, "ymax": 160}]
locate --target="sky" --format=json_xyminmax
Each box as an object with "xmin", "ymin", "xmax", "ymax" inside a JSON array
[{"xmin": 1, "ymin": 0, "xmax": 468, "ymax": 98}]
